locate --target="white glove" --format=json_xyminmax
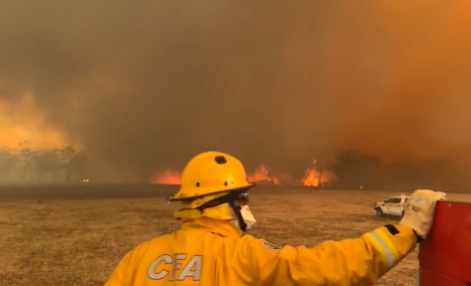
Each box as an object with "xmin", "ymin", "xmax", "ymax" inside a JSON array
[{"xmin": 399, "ymin": 189, "xmax": 447, "ymax": 239}]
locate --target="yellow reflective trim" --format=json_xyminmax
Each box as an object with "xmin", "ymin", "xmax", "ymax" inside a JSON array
[
  {"xmin": 376, "ymin": 228, "xmax": 400, "ymax": 261},
  {"xmin": 365, "ymin": 228, "xmax": 399, "ymax": 268},
  {"xmin": 364, "ymin": 232, "xmax": 389, "ymax": 267}
]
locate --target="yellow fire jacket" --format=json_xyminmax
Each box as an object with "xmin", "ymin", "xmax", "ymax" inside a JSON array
[{"xmin": 104, "ymin": 217, "xmax": 417, "ymax": 286}]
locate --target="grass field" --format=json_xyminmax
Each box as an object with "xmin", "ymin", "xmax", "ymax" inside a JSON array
[{"xmin": 0, "ymin": 185, "xmax": 469, "ymax": 286}]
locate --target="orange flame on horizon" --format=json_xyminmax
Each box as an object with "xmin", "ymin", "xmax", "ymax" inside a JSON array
[
  {"xmin": 301, "ymin": 159, "xmax": 320, "ymax": 187},
  {"xmin": 152, "ymin": 163, "xmax": 329, "ymax": 187},
  {"xmin": 247, "ymin": 164, "xmax": 279, "ymax": 185},
  {"xmin": 153, "ymin": 168, "xmax": 181, "ymax": 185},
  {"xmin": 152, "ymin": 164, "xmax": 286, "ymax": 186},
  {"xmin": 302, "ymin": 167, "xmax": 320, "ymax": 187},
  {"xmin": 301, "ymin": 159, "xmax": 336, "ymax": 187}
]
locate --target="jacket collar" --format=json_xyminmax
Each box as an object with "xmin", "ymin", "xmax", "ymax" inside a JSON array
[{"xmin": 180, "ymin": 217, "xmax": 243, "ymax": 237}]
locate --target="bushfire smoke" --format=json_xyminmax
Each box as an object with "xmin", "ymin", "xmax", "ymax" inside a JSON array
[{"xmin": 1, "ymin": 1, "xmax": 471, "ymax": 187}]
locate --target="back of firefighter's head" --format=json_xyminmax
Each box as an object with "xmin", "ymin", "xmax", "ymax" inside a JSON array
[{"xmin": 167, "ymin": 151, "xmax": 256, "ymax": 232}]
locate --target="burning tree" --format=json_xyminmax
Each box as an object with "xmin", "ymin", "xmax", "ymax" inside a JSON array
[
  {"xmin": 300, "ymin": 159, "xmax": 336, "ymax": 187},
  {"xmin": 302, "ymin": 160, "xmax": 319, "ymax": 187},
  {"xmin": 247, "ymin": 164, "xmax": 279, "ymax": 185}
]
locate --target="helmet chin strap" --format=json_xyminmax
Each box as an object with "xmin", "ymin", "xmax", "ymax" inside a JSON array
[
  {"xmin": 227, "ymin": 193, "xmax": 247, "ymax": 232},
  {"xmin": 194, "ymin": 191, "xmax": 249, "ymax": 232}
]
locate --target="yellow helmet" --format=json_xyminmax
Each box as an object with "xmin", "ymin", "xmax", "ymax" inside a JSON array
[{"xmin": 168, "ymin": 151, "xmax": 255, "ymax": 201}]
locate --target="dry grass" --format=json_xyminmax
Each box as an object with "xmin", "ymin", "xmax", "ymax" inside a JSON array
[{"xmin": 0, "ymin": 185, "xmax": 470, "ymax": 286}]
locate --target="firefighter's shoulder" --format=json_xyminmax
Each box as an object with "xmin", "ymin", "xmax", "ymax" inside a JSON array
[{"xmin": 238, "ymin": 234, "xmax": 293, "ymax": 254}]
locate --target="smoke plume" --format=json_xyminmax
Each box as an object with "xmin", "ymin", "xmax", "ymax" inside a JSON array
[{"xmin": 1, "ymin": 1, "xmax": 471, "ymax": 184}]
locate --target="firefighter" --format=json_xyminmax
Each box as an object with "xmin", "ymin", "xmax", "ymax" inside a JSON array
[{"xmin": 104, "ymin": 151, "xmax": 446, "ymax": 286}]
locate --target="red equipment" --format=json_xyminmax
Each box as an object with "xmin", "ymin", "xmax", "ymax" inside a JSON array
[{"xmin": 418, "ymin": 200, "xmax": 471, "ymax": 285}]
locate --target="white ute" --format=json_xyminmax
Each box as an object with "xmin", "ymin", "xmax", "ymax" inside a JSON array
[{"xmin": 374, "ymin": 194, "xmax": 410, "ymax": 217}]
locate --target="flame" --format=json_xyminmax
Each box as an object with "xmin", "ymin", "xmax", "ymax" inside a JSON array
[
  {"xmin": 301, "ymin": 159, "xmax": 337, "ymax": 187},
  {"xmin": 152, "ymin": 168, "xmax": 181, "ymax": 185},
  {"xmin": 0, "ymin": 92, "xmax": 69, "ymax": 149},
  {"xmin": 247, "ymin": 164, "xmax": 279, "ymax": 184},
  {"xmin": 150, "ymin": 162, "xmax": 333, "ymax": 187},
  {"xmin": 301, "ymin": 159, "xmax": 320, "ymax": 187},
  {"xmin": 302, "ymin": 167, "xmax": 320, "ymax": 187},
  {"xmin": 151, "ymin": 164, "xmax": 285, "ymax": 186}
]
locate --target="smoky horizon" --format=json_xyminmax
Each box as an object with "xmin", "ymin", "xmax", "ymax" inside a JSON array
[{"xmin": 1, "ymin": 1, "xmax": 470, "ymax": 190}]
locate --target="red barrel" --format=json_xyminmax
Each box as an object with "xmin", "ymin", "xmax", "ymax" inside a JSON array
[{"xmin": 418, "ymin": 200, "xmax": 471, "ymax": 285}]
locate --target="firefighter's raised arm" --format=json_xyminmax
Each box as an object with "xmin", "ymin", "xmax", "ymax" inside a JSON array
[
  {"xmin": 236, "ymin": 189, "xmax": 446, "ymax": 286},
  {"xmin": 238, "ymin": 224, "xmax": 415, "ymax": 286}
]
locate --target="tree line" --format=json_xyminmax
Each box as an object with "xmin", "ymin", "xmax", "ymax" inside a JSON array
[
  {"xmin": 0, "ymin": 145, "xmax": 88, "ymax": 183},
  {"xmin": 325, "ymin": 149, "xmax": 467, "ymax": 191},
  {"xmin": 0, "ymin": 146, "xmax": 466, "ymax": 191}
]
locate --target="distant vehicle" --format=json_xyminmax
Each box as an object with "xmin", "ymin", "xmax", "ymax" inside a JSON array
[{"xmin": 373, "ymin": 194, "xmax": 409, "ymax": 217}]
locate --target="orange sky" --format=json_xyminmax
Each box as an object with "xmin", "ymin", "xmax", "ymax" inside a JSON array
[{"xmin": 0, "ymin": 92, "xmax": 68, "ymax": 149}]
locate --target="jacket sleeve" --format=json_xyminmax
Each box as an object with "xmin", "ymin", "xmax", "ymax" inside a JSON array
[{"xmin": 239, "ymin": 224, "xmax": 417, "ymax": 286}]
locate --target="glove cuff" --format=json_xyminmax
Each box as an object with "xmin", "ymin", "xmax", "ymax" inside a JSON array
[
  {"xmin": 413, "ymin": 229, "xmax": 423, "ymax": 243},
  {"xmin": 399, "ymin": 216, "xmax": 426, "ymax": 240}
]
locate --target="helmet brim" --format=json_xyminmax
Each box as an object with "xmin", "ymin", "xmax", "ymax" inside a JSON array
[{"xmin": 167, "ymin": 183, "xmax": 256, "ymax": 202}]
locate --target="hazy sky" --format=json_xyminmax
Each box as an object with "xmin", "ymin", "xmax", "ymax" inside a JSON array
[{"xmin": 1, "ymin": 1, "xmax": 470, "ymax": 179}]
